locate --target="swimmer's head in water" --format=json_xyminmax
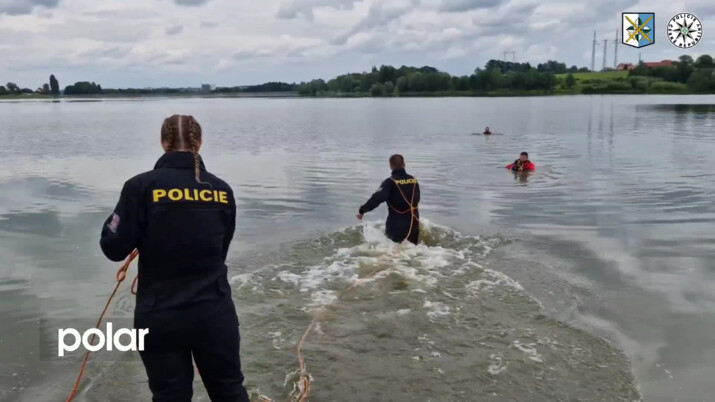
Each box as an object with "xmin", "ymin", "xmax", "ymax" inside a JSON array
[
  {"xmin": 519, "ymin": 152, "xmax": 529, "ymax": 162},
  {"xmin": 161, "ymin": 115, "xmax": 206, "ymax": 185},
  {"xmin": 389, "ymin": 154, "xmax": 405, "ymax": 170}
]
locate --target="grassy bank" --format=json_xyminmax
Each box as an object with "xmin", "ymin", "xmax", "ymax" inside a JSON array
[
  {"xmin": 551, "ymin": 71, "xmax": 696, "ymax": 95},
  {"xmin": 0, "ymin": 94, "xmax": 58, "ymax": 100},
  {"xmin": 317, "ymin": 89, "xmax": 559, "ymax": 97},
  {"xmin": 555, "ymin": 71, "xmax": 629, "ymax": 81}
]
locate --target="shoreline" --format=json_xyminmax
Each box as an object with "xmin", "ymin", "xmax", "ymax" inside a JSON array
[{"xmin": 1, "ymin": 90, "xmax": 712, "ymax": 102}]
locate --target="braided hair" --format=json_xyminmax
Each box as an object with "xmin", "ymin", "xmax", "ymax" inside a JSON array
[{"xmin": 160, "ymin": 114, "xmax": 211, "ymax": 186}]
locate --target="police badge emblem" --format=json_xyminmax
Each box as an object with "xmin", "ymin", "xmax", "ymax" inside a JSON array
[
  {"xmin": 622, "ymin": 13, "xmax": 655, "ymax": 48},
  {"xmin": 668, "ymin": 13, "xmax": 702, "ymax": 48}
]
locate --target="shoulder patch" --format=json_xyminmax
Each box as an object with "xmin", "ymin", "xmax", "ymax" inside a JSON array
[{"xmin": 107, "ymin": 213, "xmax": 120, "ymax": 233}]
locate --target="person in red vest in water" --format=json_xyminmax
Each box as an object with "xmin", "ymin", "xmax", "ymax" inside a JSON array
[{"xmin": 506, "ymin": 152, "xmax": 536, "ymax": 172}]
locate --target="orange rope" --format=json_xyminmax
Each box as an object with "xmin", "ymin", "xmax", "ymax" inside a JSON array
[
  {"xmin": 67, "ymin": 180, "xmax": 417, "ymax": 401},
  {"xmin": 294, "ymin": 266, "xmax": 385, "ymax": 402},
  {"xmin": 294, "ymin": 178, "xmax": 420, "ymax": 400},
  {"xmin": 387, "ymin": 179, "xmax": 419, "ymax": 243},
  {"xmin": 66, "ymin": 249, "xmax": 139, "ymax": 402}
]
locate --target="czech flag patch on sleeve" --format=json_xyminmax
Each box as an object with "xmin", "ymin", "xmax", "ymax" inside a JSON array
[{"xmin": 108, "ymin": 213, "xmax": 120, "ymax": 233}]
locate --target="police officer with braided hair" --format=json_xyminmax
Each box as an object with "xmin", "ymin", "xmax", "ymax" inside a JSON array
[
  {"xmin": 357, "ymin": 154, "xmax": 421, "ymax": 244},
  {"xmin": 100, "ymin": 115, "xmax": 250, "ymax": 402}
]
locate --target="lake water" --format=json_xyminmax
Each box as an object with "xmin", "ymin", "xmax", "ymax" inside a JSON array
[{"xmin": 1, "ymin": 96, "xmax": 714, "ymax": 401}]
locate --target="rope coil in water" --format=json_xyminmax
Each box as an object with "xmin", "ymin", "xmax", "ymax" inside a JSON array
[
  {"xmin": 293, "ymin": 266, "xmax": 385, "ymax": 402},
  {"xmin": 294, "ymin": 181, "xmax": 418, "ymax": 400},
  {"xmin": 66, "ymin": 249, "xmax": 139, "ymax": 402}
]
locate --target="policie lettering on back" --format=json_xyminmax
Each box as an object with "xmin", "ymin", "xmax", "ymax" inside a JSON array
[{"xmin": 152, "ymin": 188, "xmax": 229, "ymax": 204}]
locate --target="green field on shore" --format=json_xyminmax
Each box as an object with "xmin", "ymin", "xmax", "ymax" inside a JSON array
[{"xmin": 555, "ymin": 71, "xmax": 629, "ymax": 81}]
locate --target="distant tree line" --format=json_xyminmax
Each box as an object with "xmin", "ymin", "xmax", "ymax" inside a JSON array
[
  {"xmin": 296, "ymin": 60, "xmax": 577, "ymax": 96},
  {"xmin": 50, "ymin": 75, "xmax": 60, "ymax": 95},
  {"xmin": 1, "ymin": 82, "xmax": 33, "ymax": 95},
  {"xmin": 627, "ymin": 55, "xmax": 715, "ymax": 93},
  {"xmin": 103, "ymin": 87, "xmax": 188, "ymax": 95},
  {"xmin": 0, "ymin": 74, "xmax": 61, "ymax": 96},
  {"xmin": 213, "ymin": 82, "xmax": 296, "ymax": 93},
  {"xmin": 64, "ymin": 81, "xmax": 103, "ymax": 95},
  {"xmin": 91, "ymin": 82, "xmax": 299, "ymax": 95},
  {"xmin": 3, "ymin": 56, "xmax": 712, "ymax": 97},
  {"xmin": 485, "ymin": 59, "xmax": 589, "ymax": 74},
  {"xmin": 0, "ymin": 61, "xmax": 568, "ymax": 97}
]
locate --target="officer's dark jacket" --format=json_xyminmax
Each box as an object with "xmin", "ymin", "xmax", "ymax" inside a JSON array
[
  {"xmin": 100, "ymin": 152, "xmax": 235, "ymax": 313},
  {"xmin": 359, "ymin": 168, "xmax": 420, "ymax": 240}
]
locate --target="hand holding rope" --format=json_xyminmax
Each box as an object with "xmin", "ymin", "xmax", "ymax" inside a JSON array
[{"xmin": 66, "ymin": 249, "xmax": 139, "ymax": 402}]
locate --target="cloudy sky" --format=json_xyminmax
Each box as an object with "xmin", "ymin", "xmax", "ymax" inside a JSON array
[{"xmin": 1, "ymin": 0, "xmax": 714, "ymax": 88}]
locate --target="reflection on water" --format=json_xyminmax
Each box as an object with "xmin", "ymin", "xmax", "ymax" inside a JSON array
[
  {"xmin": 0, "ymin": 95, "xmax": 714, "ymax": 401},
  {"xmin": 643, "ymin": 103, "xmax": 715, "ymax": 113},
  {"xmin": 512, "ymin": 171, "xmax": 531, "ymax": 184}
]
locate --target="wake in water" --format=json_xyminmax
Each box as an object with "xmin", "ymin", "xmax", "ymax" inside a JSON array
[
  {"xmin": 52, "ymin": 220, "xmax": 639, "ymax": 401},
  {"xmin": 228, "ymin": 220, "xmax": 640, "ymax": 401}
]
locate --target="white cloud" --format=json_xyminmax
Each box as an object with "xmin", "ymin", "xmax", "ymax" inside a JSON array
[
  {"xmin": 166, "ymin": 25, "xmax": 183, "ymax": 35},
  {"xmin": 333, "ymin": 0, "xmax": 419, "ymax": 45},
  {"xmin": 443, "ymin": 45, "xmax": 469, "ymax": 59},
  {"xmin": 525, "ymin": 44, "xmax": 558, "ymax": 62},
  {"xmin": 0, "ymin": 0, "xmax": 712, "ymax": 88},
  {"xmin": 0, "ymin": 0, "xmax": 60, "ymax": 15},
  {"xmin": 345, "ymin": 32, "xmax": 383, "ymax": 53},
  {"xmin": 436, "ymin": 0, "xmax": 503, "ymax": 12},
  {"xmin": 173, "ymin": 0, "xmax": 212, "ymax": 6},
  {"xmin": 276, "ymin": 0, "xmax": 358, "ymax": 20}
]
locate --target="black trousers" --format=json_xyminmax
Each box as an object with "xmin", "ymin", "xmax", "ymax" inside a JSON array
[
  {"xmin": 135, "ymin": 296, "xmax": 250, "ymax": 402},
  {"xmin": 386, "ymin": 220, "xmax": 420, "ymax": 245}
]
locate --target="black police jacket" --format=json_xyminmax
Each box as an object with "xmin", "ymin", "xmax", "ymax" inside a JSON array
[
  {"xmin": 100, "ymin": 152, "xmax": 236, "ymax": 313},
  {"xmin": 359, "ymin": 168, "xmax": 420, "ymax": 238}
]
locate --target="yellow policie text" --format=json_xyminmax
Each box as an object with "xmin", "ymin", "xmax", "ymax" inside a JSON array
[
  {"xmin": 152, "ymin": 188, "xmax": 229, "ymax": 204},
  {"xmin": 393, "ymin": 178, "xmax": 417, "ymax": 185}
]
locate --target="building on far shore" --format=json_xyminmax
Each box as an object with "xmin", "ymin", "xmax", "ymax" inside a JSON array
[
  {"xmin": 643, "ymin": 60, "xmax": 675, "ymax": 68},
  {"xmin": 201, "ymin": 84, "xmax": 214, "ymax": 93},
  {"xmin": 617, "ymin": 60, "xmax": 675, "ymax": 71}
]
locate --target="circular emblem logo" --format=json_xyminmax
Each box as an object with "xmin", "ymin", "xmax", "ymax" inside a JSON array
[{"xmin": 668, "ymin": 13, "xmax": 702, "ymax": 48}]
